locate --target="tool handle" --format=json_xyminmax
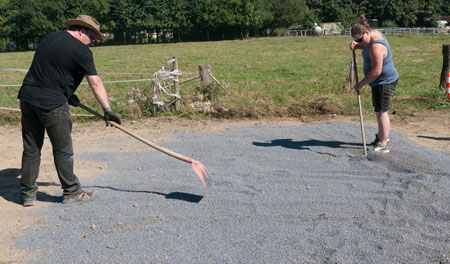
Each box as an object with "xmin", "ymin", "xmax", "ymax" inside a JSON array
[
  {"xmin": 357, "ymin": 94, "xmax": 368, "ymax": 156},
  {"xmin": 353, "ymin": 50, "xmax": 361, "ymax": 96},
  {"xmin": 110, "ymin": 121, "xmax": 190, "ymax": 162},
  {"xmin": 352, "ymin": 49, "xmax": 359, "ymax": 83},
  {"xmin": 352, "ymin": 50, "xmax": 367, "ymax": 156},
  {"xmin": 75, "ymin": 101, "xmax": 105, "ymax": 120},
  {"xmin": 74, "ymin": 101, "xmax": 191, "ymax": 163}
]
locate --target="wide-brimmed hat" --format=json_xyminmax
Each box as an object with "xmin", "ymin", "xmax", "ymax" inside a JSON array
[{"xmin": 64, "ymin": 15, "xmax": 103, "ymax": 40}]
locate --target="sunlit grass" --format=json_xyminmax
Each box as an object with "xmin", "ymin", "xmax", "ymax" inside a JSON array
[{"xmin": 1, "ymin": 34, "xmax": 449, "ymax": 124}]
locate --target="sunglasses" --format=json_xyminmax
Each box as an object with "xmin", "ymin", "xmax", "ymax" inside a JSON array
[
  {"xmin": 355, "ymin": 33, "xmax": 364, "ymax": 43},
  {"xmin": 85, "ymin": 29, "xmax": 95, "ymax": 41}
]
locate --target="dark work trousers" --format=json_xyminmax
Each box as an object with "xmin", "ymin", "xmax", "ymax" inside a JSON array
[{"xmin": 20, "ymin": 101, "xmax": 81, "ymax": 199}]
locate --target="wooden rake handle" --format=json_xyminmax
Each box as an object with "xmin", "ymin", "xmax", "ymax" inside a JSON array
[
  {"xmin": 352, "ymin": 50, "xmax": 368, "ymax": 156},
  {"xmin": 352, "ymin": 50, "xmax": 359, "ymax": 89},
  {"xmin": 74, "ymin": 101, "xmax": 192, "ymax": 163}
]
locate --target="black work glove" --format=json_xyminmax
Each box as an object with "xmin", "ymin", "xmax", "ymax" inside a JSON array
[
  {"xmin": 68, "ymin": 94, "xmax": 80, "ymax": 106},
  {"xmin": 104, "ymin": 108, "xmax": 121, "ymax": 126}
]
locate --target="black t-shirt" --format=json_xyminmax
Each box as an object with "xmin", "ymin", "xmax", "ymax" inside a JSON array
[{"xmin": 18, "ymin": 31, "xmax": 97, "ymax": 110}]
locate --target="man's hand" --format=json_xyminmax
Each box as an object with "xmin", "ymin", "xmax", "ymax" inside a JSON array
[
  {"xmin": 104, "ymin": 108, "xmax": 121, "ymax": 126},
  {"xmin": 68, "ymin": 94, "xmax": 80, "ymax": 106}
]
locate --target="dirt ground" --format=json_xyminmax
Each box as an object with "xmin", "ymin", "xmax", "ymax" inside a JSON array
[{"xmin": 1, "ymin": 110, "xmax": 449, "ymax": 262}]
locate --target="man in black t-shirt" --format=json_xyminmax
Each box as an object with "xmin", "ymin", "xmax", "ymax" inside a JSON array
[{"xmin": 18, "ymin": 15, "xmax": 121, "ymax": 206}]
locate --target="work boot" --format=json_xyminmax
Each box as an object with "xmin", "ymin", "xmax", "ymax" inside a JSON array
[
  {"xmin": 22, "ymin": 197, "xmax": 35, "ymax": 207},
  {"xmin": 63, "ymin": 190, "xmax": 97, "ymax": 204}
]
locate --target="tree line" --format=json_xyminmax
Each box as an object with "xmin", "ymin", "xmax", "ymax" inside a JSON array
[{"xmin": 0, "ymin": 0, "xmax": 448, "ymax": 50}]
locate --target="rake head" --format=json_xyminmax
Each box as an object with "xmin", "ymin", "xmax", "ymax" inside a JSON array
[{"xmin": 191, "ymin": 160, "xmax": 211, "ymax": 188}]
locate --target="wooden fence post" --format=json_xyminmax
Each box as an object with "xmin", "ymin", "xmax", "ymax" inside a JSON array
[
  {"xmin": 173, "ymin": 57, "xmax": 180, "ymax": 112},
  {"xmin": 345, "ymin": 58, "xmax": 355, "ymax": 90},
  {"xmin": 199, "ymin": 65, "xmax": 211, "ymax": 88},
  {"xmin": 440, "ymin": 44, "xmax": 450, "ymax": 90}
]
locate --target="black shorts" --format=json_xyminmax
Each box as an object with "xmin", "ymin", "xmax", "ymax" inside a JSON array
[{"xmin": 371, "ymin": 79, "xmax": 398, "ymax": 113}]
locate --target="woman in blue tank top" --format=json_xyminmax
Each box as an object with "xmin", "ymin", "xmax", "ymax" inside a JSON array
[{"xmin": 349, "ymin": 15, "xmax": 399, "ymax": 153}]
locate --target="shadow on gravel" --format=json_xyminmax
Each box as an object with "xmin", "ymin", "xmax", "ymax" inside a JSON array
[
  {"xmin": 36, "ymin": 191, "xmax": 62, "ymax": 203},
  {"xmin": 417, "ymin": 135, "xmax": 450, "ymax": 141},
  {"xmin": 253, "ymin": 138, "xmax": 361, "ymax": 153},
  {"xmin": 0, "ymin": 168, "xmax": 63, "ymax": 204},
  {"xmin": 87, "ymin": 185, "xmax": 203, "ymax": 203}
]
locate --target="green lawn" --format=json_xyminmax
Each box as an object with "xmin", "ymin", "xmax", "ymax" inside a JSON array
[{"xmin": 1, "ymin": 34, "xmax": 449, "ymax": 124}]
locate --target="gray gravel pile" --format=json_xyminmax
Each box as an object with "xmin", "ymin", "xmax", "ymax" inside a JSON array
[{"xmin": 18, "ymin": 122, "xmax": 450, "ymax": 263}]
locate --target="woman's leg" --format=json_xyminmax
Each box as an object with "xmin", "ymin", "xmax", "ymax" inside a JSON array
[{"xmin": 376, "ymin": 111, "xmax": 390, "ymax": 145}]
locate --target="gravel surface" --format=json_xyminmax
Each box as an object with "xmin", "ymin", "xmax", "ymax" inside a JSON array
[{"xmin": 18, "ymin": 122, "xmax": 450, "ymax": 263}]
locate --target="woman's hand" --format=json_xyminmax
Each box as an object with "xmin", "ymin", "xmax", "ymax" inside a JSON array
[{"xmin": 354, "ymin": 82, "xmax": 364, "ymax": 93}]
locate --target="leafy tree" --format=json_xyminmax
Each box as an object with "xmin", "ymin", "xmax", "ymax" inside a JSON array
[
  {"xmin": 5, "ymin": 0, "xmax": 64, "ymax": 50},
  {"xmin": 4, "ymin": 0, "xmax": 109, "ymax": 49},
  {"xmin": 416, "ymin": 0, "xmax": 438, "ymax": 27},
  {"xmin": 363, "ymin": 0, "xmax": 400, "ymax": 27},
  {"xmin": 1, "ymin": 0, "xmax": 447, "ymax": 48},
  {"xmin": 150, "ymin": 0, "xmax": 172, "ymax": 42},
  {"xmin": 333, "ymin": 0, "xmax": 358, "ymax": 28},
  {"xmin": 249, "ymin": 0, "xmax": 273, "ymax": 35},
  {"xmin": 213, "ymin": 0, "xmax": 250, "ymax": 39},
  {"xmin": 270, "ymin": 0, "xmax": 310, "ymax": 29},
  {"xmin": 0, "ymin": 0, "xmax": 8, "ymax": 37},
  {"xmin": 63, "ymin": 0, "xmax": 109, "ymax": 22},
  {"xmin": 186, "ymin": 0, "xmax": 223, "ymax": 40},
  {"xmin": 107, "ymin": 0, "xmax": 134, "ymax": 44},
  {"xmin": 305, "ymin": 0, "xmax": 357, "ymax": 27},
  {"xmin": 433, "ymin": 0, "xmax": 450, "ymax": 17},
  {"xmin": 169, "ymin": 0, "xmax": 192, "ymax": 42},
  {"xmin": 396, "ymin": 0, "xmax": 419, "ymax": 27}
]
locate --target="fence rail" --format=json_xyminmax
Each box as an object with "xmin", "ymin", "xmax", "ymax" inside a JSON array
[
  {"xmin": 287, "ymin": 30, "xmax": 312, "ymax": 36},
  {"xmin": 344, "ymin": 27, "xmax": 446, "ymax": 35},
  {"xmin": 287, "ymin": 27, "xmax": 447, "ymax": 37}
]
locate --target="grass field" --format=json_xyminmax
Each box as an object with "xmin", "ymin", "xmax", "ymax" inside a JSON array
[{"xmin": 1, "ymin": 34, "xmax": 449, "ymax": 124}]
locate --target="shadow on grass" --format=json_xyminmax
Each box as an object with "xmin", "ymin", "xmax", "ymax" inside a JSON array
[{"xmin": 86, "ymin": 185, "xmax": 203, "ymax": 203}]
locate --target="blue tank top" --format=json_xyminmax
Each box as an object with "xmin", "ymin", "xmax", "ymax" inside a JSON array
[{"xmin": 362, "ymin": 34, "xmax": 399, "ymax": 87}]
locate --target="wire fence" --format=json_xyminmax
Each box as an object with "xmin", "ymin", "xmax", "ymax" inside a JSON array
[
  {"xmin": 0, "ymin": 58, "xmax": 188, "ymax": 115},
  {"xmin": 288, "ymin": 27, "xmax": 447, "ymax": 37},
  {"xmin": 0, "ymin": 67, "xmax": 156, "ymax": 115}
]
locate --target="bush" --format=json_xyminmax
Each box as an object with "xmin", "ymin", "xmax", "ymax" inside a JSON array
[
  {"xmin": 382, "ymin": 20, "xmax": 398, "ymax": 28},
  {"xmin": 273, "ymin": 28, "xmax": 288, "ymax": 37}
]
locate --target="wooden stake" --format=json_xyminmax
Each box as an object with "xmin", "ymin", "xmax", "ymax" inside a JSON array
[
  {"xmin": 173, "ymin": 57, "xmax": 180, "ymax": 112},
  {"xmin": 346, "ymin": 58, "xmax": 355, "ymax": 90},
  {"xmin": 440, "ymin": 44, "xmax": 450, "ymax": 91},
  {"xmin": 199, "ymin": 65, "xmax": 211, "ymax": 88}
]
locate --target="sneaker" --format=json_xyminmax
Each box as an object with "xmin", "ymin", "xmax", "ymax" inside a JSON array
[
  {"xmin": 374, "ymin": 142, "xmax": 390, "ymax": 153},
  {"xmin": 63, "ymin": 191, "xmax": 97, "ymax": 204},
  {"xmin": 22, "ymin": 197, "xmax": 35, "ymax": 207},
  {"xmin": 370, "ymin": 134, "xmax": 390, "ymax": 146}
]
